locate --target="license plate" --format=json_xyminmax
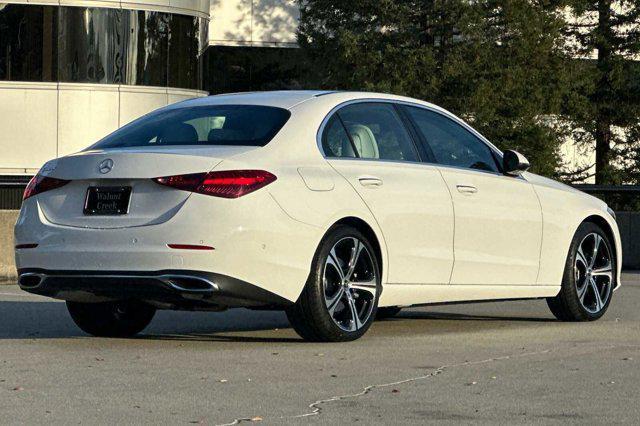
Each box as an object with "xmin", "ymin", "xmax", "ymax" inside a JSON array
[{"xmin": 84, "ymin": 186, "xmax": 132, "ymax": 216}]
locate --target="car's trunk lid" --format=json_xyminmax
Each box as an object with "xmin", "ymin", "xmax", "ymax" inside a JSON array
[{"xmin": 36, "ymin": 146, "xmax": 254, "ymax": 229}]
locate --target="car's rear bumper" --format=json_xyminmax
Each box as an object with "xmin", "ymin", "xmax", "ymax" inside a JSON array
[
  {"xmin": 18, "ymin": 268, "xmax": 293, "ymax": 310},
  {"xmin": 14, "ymin": 190, "xmax": 324, "ymax": 303}
]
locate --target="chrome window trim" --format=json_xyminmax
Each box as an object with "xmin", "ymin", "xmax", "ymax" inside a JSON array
[{"xmin": 316, "ymin": 97, "xmax": 518, "ymax": 179}]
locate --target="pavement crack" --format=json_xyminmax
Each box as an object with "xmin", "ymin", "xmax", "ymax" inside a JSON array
[
  {"xmin": 286, "ymin": 348, "xmax": 552, "ymax": 421},
  {"xmin": 216, "ymin": 343, "xmax": 640, "ymax": 425}
]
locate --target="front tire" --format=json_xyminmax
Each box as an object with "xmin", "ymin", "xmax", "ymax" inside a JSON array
[
  {"xmin": 67, "ymin": 300, "xmax": 156, "ymax": 337},
  {"xmin": 286, "ymin": 225, "xmax": 381, "ymax": 342},
  {"xmin": 547, "ymin": 222, "xmax": 615, "ymax": 322}
]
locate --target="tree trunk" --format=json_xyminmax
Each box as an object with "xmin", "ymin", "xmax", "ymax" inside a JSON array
[
  {"xmin": 595, "ymin": 120, "xmax": 613, "ymax": 184},
  {"xmin": 594, "ymin": 0, "xmax": 614, "ymax": 184}
]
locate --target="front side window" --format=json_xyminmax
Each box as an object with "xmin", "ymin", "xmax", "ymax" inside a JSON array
[
  {"xmin": 404, "ymin": 106, "xmax": 499, "ymax": 173},
  {"xmin": 329, "ymin": 103, "xmax": 418, "ymax": 162},
  {"xmin": 92, "ymin": 105, "xmax": 291, "ymax": 149}
]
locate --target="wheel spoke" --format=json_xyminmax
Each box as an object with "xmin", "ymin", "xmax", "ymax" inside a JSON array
[
  {"xmin": 346, "ymin": 293, "xmax": 362, "ymax": 331},
  {"xmin": 326, "ymin": 248, "xmax": 345, "ymax": 282},
  {"xmin": 589, "ymin": 278, "xmax": 603, "ymax": 311},
  {"xmin": 577, "ymin": 281, "xmax": 589, "ymax": 303},
  {"xmin": 592, "ymin": 263, "xmax": 613, "ymax": 280},
  {"xmin": 345, "ymin": 239, "xmax": 364, "ymax": 282},
  {"xmin": 576, "ymin": 245, "xmax": 589, "ymax": 269},
  {"xmin": 325, "ymin": 286, "xmax": 345, "ymax": 316},
  {"xmin": 590, "ymin": 234, "xmax": 602, "ymax": 268},
  {"xmin": 349, "ymin": 278, "xmax": 377, "ymax": 298}
]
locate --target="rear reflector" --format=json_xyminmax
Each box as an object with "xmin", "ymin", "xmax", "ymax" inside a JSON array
[
  {"xmin": 15, "ymin": 244, "xmax": 38, "ymax": 249},
  {"xmin": 153, "ymin": 170, "xmax": 276, "ymax": 199},
  {"xmin": 167, "ymin": 244, "xmax": 215, "ymax": 251},
  {"xmin": 23, "ymin": 175, "xmax": 70, "ymax": 200}
]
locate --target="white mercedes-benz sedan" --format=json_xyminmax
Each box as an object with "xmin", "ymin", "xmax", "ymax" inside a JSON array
[{"xmin": 14, "ymin": 91, "xmax": 621, "ymax": 342}]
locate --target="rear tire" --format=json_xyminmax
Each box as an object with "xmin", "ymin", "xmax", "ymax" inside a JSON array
[
  {"xmin": 286, "ymin": 225, "xmax": 381, "ymax": 342},
  {"xmin": 546, "ymin": 222, "xmax": 615, "ymax": 322},
  {"xmin": 67, "ymin": 300, "xmax": 156, "ymax": 337},
  {"xmin": 376, "ymin": 306, "xmax": 402, "ymax": 320}
]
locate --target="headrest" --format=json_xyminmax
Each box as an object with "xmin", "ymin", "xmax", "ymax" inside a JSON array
[
  {"xmin": 159, "ymin": 123, "xmax": 198, "ymax": 144},
  {"xmin": 347, "ymin": 124, "xmax": 379, "ymax": 159}
]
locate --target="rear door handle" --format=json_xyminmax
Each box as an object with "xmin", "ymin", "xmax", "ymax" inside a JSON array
[
  {"xmin": 358, "ymin": 176, "xmax": 383, "ymax": 187},
  {"xmin": 456, "ymin": 184, "xmax": 478, "ymax": 194}
]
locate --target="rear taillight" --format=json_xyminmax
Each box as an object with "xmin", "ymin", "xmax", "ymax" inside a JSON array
[
  {"xmin": 153, "ymin": 170, "xmax": 277, "ymax": 199},
  {"xmin": 23, "ymin": 175, "xmax": 70, "ymax": 200}
]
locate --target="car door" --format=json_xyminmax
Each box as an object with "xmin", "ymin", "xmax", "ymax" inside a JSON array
[
  {"xmin": 401, "ymin": 105, "xmax": 543, "ymax": 286},
  {"xmin": 321, "ymin": 102, "xmax": 454, "ymax": 285}
]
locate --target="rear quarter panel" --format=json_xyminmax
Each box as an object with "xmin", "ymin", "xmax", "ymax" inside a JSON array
[{"xmin": 215, "ymin": 98, "xmax": 392, "ymax": 287}]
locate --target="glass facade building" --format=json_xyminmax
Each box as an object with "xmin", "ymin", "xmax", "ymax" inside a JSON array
[
  {"xmin": 0, "ymin": 0, "xmax": 303, "ymax": 209},
  {"xmin": 0, "ymin": 4, "xmax": 207, "ymax": 89}
]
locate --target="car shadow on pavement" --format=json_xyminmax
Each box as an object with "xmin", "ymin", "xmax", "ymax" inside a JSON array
[
  {"xmin": 0, "ymin": 300, "xmax": 556, "ymax": 341},
  {"xmin": 0, "ymin": 301, "xmax": 298, "ymax": 341}
]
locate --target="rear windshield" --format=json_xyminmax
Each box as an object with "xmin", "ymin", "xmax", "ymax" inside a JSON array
[{"xmin": 91, "ymin": 105, "xmax": 291, "ymax": 149}]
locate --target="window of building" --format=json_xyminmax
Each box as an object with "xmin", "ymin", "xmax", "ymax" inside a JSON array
[
  {"xmin": 127, "ymin": 11, "xmax": 169, "ymax": 87},
  {"xmin": 0, "ymin": 4, "xmax": 205, "ymax": 90},
  {"xmin": 204, "ymin": 45, "xmax": 307, "ymax": 95},
  {"xmin": 0, "ymin": 5, "xmax": 57, "ymax": 81}
]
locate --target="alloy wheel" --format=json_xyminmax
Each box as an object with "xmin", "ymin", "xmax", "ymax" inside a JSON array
[
  {"xmin": 574, "ymin": 232, "xmax": 613, "ymax": 314},
  {"xmin": 323, "ymin": 237, "xmax": 377, "ymax": 332}
]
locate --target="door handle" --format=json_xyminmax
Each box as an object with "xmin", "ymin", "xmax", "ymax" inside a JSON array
[
  {"xmin": 358, "ymin": 176, "xmax": 383, "ymax": 187},
  {"xmin": 456, "ymin": 184, "xmax": 478, "ymax": 194}
]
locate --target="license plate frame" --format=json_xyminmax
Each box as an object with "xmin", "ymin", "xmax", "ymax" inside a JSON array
[{"xmin": 83, "ymin": 186, "xmax": 132, "ymax": 216}]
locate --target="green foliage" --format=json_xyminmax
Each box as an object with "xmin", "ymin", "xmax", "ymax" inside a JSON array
[
  {"xmin": 298, "ymin": 0, "xmax": 573, "ymax": 177},
  {"xmin": 563, "ymin": 0, "xmax": 640, "ymax": 184}
]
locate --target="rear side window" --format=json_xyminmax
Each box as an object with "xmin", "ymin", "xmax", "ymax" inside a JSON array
[
  {"xmin": 403, "ymin": 106, "xmax": 499, "ymax": 173},
  {"xmin": 322, "ymin": 115, "xmax": 357, "ymax": 158},
  {"xmin": 322, "ymin": 103, "xmax": 418, "ymax": 162},
  {"xmin": 92, "ymin": 105, "xmax": 291, "ymax": 149}
]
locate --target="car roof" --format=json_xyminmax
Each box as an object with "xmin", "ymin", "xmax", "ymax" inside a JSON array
[{"xmin": 171, "ymin": 90, "xmax": 440, "ymax": 112}]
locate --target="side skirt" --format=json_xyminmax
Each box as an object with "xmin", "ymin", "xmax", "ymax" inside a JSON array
[{"xmin": 378, "ymin": 284, "xmax": 561, "ymax": 308}]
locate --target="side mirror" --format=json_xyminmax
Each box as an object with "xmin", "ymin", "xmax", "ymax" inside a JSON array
[{"xmin": 503, "ymin": 150, "xmax": 530, "ymax": 176}]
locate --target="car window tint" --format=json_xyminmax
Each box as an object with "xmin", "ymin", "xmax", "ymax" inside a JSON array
[
  {"xmin": 404, "ymin": 106, "xmax": 499, "ymax": 173},
  {"xmin": 322, "ymin": 115, "xmax": 356, "ymax": 158},
  {"xmin": 91, "ymin": 105, "xmax": 291, "ymax": 149},
  {"xmin": 336, "ymin": 103, "xmax": 418, "ymax": 162}
]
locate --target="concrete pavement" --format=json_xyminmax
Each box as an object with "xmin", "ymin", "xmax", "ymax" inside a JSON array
[{"xmin": 0, "ymin": 274, "xmax": 639, "ymax": 424}]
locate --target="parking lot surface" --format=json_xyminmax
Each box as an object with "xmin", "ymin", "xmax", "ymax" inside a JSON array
[{"xmin": 1, "ymin": 274, "xmax": 639, "ymax": 425}]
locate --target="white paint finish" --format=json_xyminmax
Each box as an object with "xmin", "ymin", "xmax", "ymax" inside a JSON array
[
  {"xmin": 526, "ymin": 172, "xmax": 622, "ymax": 289},
  {"xmin": 439, "ymin": 168, "xmax": 543, "ymax": 285},
  {"xmin": 297, "ymin": 167, "xmax": 335, "ymax": 191},
  {"xmin": 0, "ymin": 82, "xmax": 58, "ymax": 171},
  {"xmin": 0, "ymin": 82, "xmax": 206, "ymax": 174},
  {"xmin": 379, "ymin": 284, "xmax": 560, "ymax": 307},
  {"xmin": 13, "ymin": 91, "xmax": 623, "ymax": 308},
  {"xmin": 329, "ymin": 160, "xmax": 454, "ymax": 285},
  {"xmin": 209, "ymin": 0, "xmax": 299, "ymax": 46},
  {"xmin": 15, "ymin": 185, "xmax": 323, "ymax": 302}
]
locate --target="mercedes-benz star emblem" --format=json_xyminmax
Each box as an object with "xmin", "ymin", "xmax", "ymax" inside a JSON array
[{"xmin": 99, "ymin": 159, "xmax": 114, "ymax": 174}]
